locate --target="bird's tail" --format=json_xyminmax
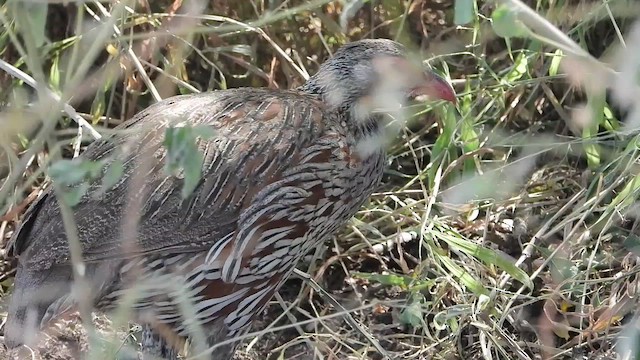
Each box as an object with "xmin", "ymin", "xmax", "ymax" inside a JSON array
[{"xmin": 4, "ymin": 265, "xmax": 73, "ymax": 349}]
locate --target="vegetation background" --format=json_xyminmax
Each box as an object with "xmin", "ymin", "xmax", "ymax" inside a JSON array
[{"xmin": 0, "ymin": 0, "xmax": 639, "ymax": 359}]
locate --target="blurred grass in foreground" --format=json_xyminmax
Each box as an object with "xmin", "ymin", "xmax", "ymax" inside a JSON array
[{"xmin": 1, "ymin": 0, "xmax": 640, "ymax": 359}]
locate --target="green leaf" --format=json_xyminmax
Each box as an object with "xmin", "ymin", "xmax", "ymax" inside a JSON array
[
  {"xmin": 437, "ymin": 254, "xmax": 489, "ymax": 296},
  {"xmin": 164, "ymin": 125, "xmax": 216, "ymax": 199},
  {"xmin": 49, "ymin": 158, "xmax": 105, "ymax": 190},
  {"xmin": 182, "ymin": 149, "xmax": 204, "ymax": 199},
  {"xmin": 428, "ymin": 106, "xmax": 458, "ymax": 187},
  {"xmin": 602, "ymin": 105, "xmax": 620, "ymax": 132},
  {"xmin": 592, "ymin": 173, "xmax": 640, "ymax": 234},
  {"xmin": 584, "ymin": 90, "xmax": 605, "ymax": 169},
  {"xmin": 101, "ymin": 159, "xmax": 124, "ymax": 191},
  {"xmin": 544, "ymin": 249, "xmax": 578, "ymax": 291},
  {"xmin": 549, "ymin": 49, "xmax": 564, "ymax": 77},
  {"xmin": 454, "ymin": 0, "xmax": 475, "ymax": 25},
  {"xmin": 460, "ymin": 90, "xmax": 479, "ymax": 149},
  {"xmin": 352, "ymin": 272, "xmax": 411, "ymax": 288},
  {"xmin": 49, "ymin": 159, "xmax": 93, "ymax": 185},
  {"xmin": 49, "ymin": 158, "xmax": 108, "ymax": 198},
  {"xmin": 506, "ymin": 52, "xmax": 529, "ymax": 83},
  {"xmin": 398, "ymin": 294, "xmax": 425, "ymax": 328},
  {"xmin": 491, "ymin": 5, "xmax": 529, "ymax": 38},
  {"xmin": 457, "ymin": 81, "xmax": 478, "ymax": 174},
  {"xmin": 439, "ymin": 231, "xmax": 534, "ymax": 290},
  {"xmin": 91, "ymin": 78, "xmax": 114, "ymax": 123},
  {"xmin": 61, "ymin": 182, "xmax": 90, "ymax": 207},
  {"xmin": 49, "ymin": 55, "xmax": 60, "ymax": 92}
]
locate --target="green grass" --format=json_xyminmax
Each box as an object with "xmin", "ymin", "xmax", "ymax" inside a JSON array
[{"xmin": 1, "ymin": 0, "xmax": 640, "ymax": 359}]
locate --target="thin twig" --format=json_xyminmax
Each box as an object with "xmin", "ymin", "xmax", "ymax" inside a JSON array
[
  {"xmin": 0, "ymin": 59, "xmax": 102, "ymax": 140},
  {"xmin": 91, "ymin": 2, "xmax": 163, "ymax": 103}
]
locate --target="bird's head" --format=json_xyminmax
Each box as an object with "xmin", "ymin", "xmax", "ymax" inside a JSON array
[{"xmin": 300, "ymin": 39, "xmax": 456, "ymax": 117}]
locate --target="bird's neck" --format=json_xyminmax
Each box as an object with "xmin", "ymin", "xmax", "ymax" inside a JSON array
[
  {"xmin": 351, "ymin": 115, "xmax": 390, "ymax": 160},
  {"xmin": 299, "ymin": 79, "xmax": 383, "ymax": 134}
]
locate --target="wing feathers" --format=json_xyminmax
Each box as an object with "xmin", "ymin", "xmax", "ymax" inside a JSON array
[{"xmin": 12, "ymin": 89, "xmax": 327, "ymax": 271}]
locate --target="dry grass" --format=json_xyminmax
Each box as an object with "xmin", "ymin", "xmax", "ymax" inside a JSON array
[{"xmin": 0, "ymin": 0, "xmax": 640, "ymax": 359}]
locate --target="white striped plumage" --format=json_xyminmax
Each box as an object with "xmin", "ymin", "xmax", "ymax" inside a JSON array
[{"xmin": 82, "ymin": 100, "xmax": 384, "ymax": 351}]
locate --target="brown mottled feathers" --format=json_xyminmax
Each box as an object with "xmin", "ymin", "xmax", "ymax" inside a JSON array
[{"xmin": 9, "ymin": 89, "xmax": 328, "ymax": 270}]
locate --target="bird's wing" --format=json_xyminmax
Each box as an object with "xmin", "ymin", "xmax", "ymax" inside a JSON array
[{"xmin": 11, "ymin": 88, "xmax": 330, "ymax": 272}]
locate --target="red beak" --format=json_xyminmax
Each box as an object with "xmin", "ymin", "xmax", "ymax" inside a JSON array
[{"xmin": 410, "ymin": 70, "xmax": 457, "ymax": 104}]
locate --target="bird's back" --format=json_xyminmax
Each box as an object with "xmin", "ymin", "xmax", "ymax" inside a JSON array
[{"xmin": 10, "ymin": 89, "xmax": 326, "ymax": 267}]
